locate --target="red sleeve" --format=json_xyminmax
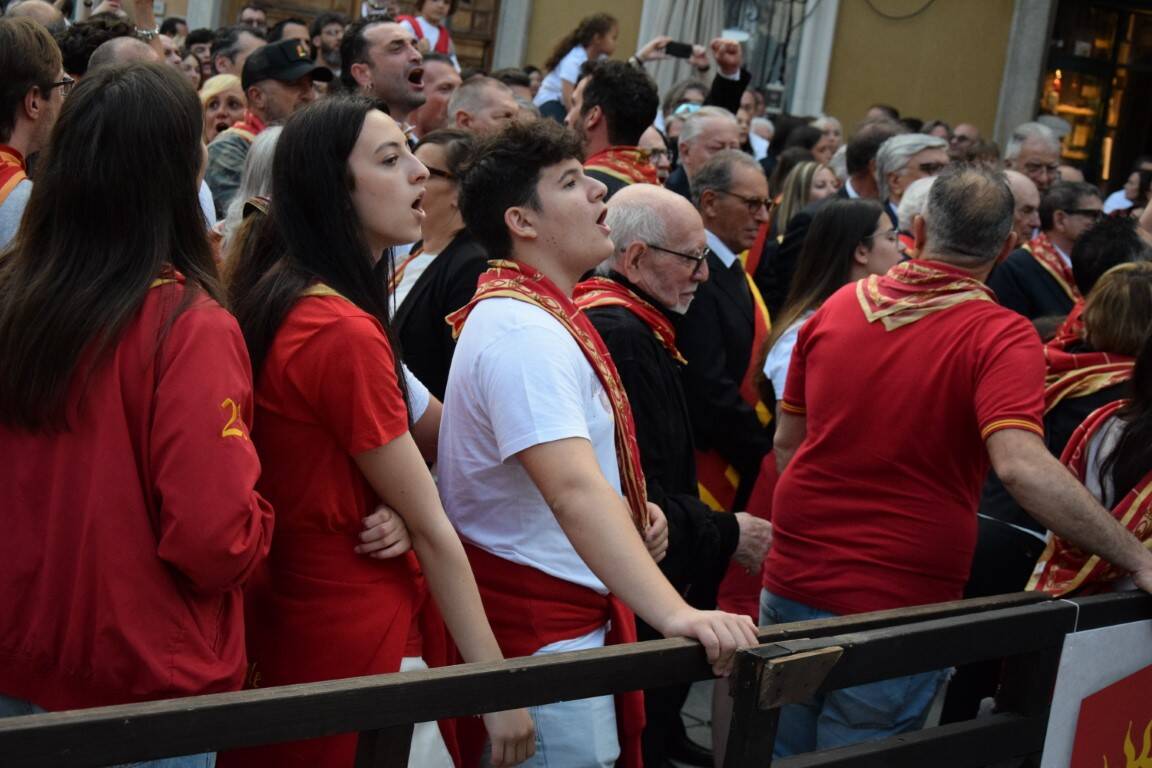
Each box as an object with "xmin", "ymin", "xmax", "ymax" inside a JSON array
[
  {"xmin": 288, "ymin": 313, "xmax": 410, "ymax": 455},
  {"xmin": 975, "ymin": 311, "xmax": 1045, "ymax": 441},
  {"xmin": 779, "ymin": 311, "xmax": 812, "ymax": 415},
  {"xmin": 151, "ymin": 298, "xmax": 273, "ymax": 595}
]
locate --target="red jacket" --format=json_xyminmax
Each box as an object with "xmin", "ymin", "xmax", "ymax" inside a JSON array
[{"xmin": 0, "ymin": 279, "xmax": 274, "ymax": 710}]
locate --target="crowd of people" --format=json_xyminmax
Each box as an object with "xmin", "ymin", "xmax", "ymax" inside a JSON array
[{"xmin": 2, "ymin": 3, "xmax": 1152, "ymax": 768}]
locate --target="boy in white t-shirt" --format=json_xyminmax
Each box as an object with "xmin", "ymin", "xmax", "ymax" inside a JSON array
[{"xmin": 439, "ymin": 119, "xmax": 757, "ymax": 767}]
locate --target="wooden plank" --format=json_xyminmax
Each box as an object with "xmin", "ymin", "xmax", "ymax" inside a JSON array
[
  {"xmin": 354, "ymin": 724, "xmax": 414, "ymax": 768},
  {"xmin": 758, "ymin": 646, "xmax": 844, "ymax": 710},
  {"xmin": 0, "ymin": 592, "xmax": 1090, "ymax": 768},
  {"xmin": 723, "ymin": 647, "xmax": 784, "ymax": 768},
  {"xmin": 772, "ymin": 713, "xmax": 1045, "ymax": 768}
]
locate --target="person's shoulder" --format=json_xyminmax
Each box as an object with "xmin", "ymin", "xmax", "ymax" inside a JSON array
[{"xmin": 585, "ymin": 302, "xmax": 651, "ymax": 341}]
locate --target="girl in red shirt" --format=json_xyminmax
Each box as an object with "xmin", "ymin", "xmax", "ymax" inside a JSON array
[
  {"xmin": 224, "ymin": 95, "xmax": 534, "ymax": 768},
  {"xmin": 0, "ymin": 61, "xmax": 273, "ymax": 767}
]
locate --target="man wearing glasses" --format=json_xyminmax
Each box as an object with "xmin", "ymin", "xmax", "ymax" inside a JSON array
[
  {"xmin": 678, "ymin": 149, "xmax": 775, "ymax": 514},
  {"xmin": 988, "ymin": 180, "xmax": 1103, "ymax": 320},
  {"xmin": 1004, "ymin": 121, "xmax": 1062, "ymax": 194},
  {"xmin": 0, "ymin": 17, "xmax": 66, "ymax": 249},
  {"xmin": 874, "ymin": 133, "xmax": 950, "ymax": 230}
]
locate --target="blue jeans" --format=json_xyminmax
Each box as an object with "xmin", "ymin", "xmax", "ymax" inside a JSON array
[
  {"xmin": 0, "ymin": 694, "xmax": 216, "ymax": 768},
  {"xmin": 759, "ymin": 590, "xmax": 949, "ymax": 757}
]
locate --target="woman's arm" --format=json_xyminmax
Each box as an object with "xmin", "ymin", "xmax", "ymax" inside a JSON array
[{"xmin": 354, "ymin": 435, "xmax": 534, "ymax": 766}]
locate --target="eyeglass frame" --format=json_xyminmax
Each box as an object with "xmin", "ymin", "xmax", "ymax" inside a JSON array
[
  {"xmin": 644, "ymin": 242, "xmax": 711, "ymax": 277},
  {"xmin": 861, "ymin": 227, "xmax": 900, "ymax": 246},
  {"xmin": 1061, "ymin": 208, "xmax": 1104, "ymax": 221},
  {"xmin": 48, "ymin": 77, "xmax": 75, "ymax": 97},
  {"xmin": 715, "ymin": 188, "xmax": 773, "ymax": 215}
]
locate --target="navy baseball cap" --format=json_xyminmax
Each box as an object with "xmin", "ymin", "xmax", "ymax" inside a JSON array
[{"xmin": 242, "ymin": 39, "xmax": 333, "ymax": 90}]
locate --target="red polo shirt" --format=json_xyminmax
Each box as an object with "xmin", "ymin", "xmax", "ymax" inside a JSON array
[{"xmin": 765, "ymin": 267, "xmax": 1045, "ymax": 615}]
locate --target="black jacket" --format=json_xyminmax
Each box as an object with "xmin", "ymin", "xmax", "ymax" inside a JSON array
[
  {"xmin": 584, "ymin": 275, "xmax": 739, "ymax": 601},
  {"xmin": 393, "ymin": 231, "xmax": 489, "ymax": 401},
  {"xmin": 987, "ymin": 247, "xmax": 1077, "ymax": 320}
]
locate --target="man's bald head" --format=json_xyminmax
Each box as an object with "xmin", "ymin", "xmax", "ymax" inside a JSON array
[
  {"xmin": 1003, "ymin": 169, "xmax": 1040, "ymax": 244},
  {"xmin": 603, "ymin": 184, "xmax": 709, "ymax": 313},
  {"xmin": 5, "ymin": 0, "xmax": 65, "ymax": 35},
  {"xmin": 88, "ymin": 36, "xmax": 160, "ymax": 72},
  {"xmin": 922, "ymin": 167, "xmax": 1015, "ymax": 265}
]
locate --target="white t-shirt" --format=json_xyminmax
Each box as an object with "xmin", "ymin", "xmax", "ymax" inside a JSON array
[
  {"xmin": 1103, "ymin": 189, "xmax": 1133, "ymax": 215},
  {"xmin": 399, "ymin": 16, "xmax": 460, "ymax": 70},
  {"xmin": 534, "ymin": 46, "xmax": 589, "ymax": 106},
  {"xmin": 763, "ymin": 312, "xmax": 814, "ymax": 399},
  {"xmin": 438, "ymin": 297, "xmax": 620, "ymax": 594},
  {"xmin": 402, "ymin": 362, "xmax": 431, "ymax": 423}
]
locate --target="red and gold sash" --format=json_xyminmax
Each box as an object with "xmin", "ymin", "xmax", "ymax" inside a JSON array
[
  {"xmin": 1028, "ymin": 232, "xmax": 1081, "ymax": 304},
  {"xmin": 583, "ymin": 147, "xmax": 658, "ymax": 187},
  {"xmin": 742, "ymin": 219, "xmax": 773, "ymax": 278},
  {"xmin": 1043, "ymin": 333, "xmax": 1134, "ymax": 415},
  {"xmin": 0, "ymin": 145, "xmax": 28, "ymax": 208},
  {"xmin": 573, "ymin": 274, "xmax": 686, "ymax": 364},
  {"xmin": 1050, "ymin": 299, "xmax": 1085, "ymax": 347},
  {"xmin": 857, "ymin": 259, "xmax": 995, "ymax": 331},
  {"xmin": 1029, "ymin": 400, "xmax": 1152, "ymax": 596},
  {"xmin": 696, "ymin": 265, "xmax": 773, "ymax": 512},
  {"xmin": 447, "ymin": 260, "xmax": 650, "ymax": 530},
  {"xmin": 222, "ymin": 111, "xmax": 267, "ymax": 144}
]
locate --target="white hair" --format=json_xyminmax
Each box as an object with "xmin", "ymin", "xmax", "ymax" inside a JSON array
[
  {"xmin": 678, "ymin": 106, "xmax": 737, "ymax": 146},
  {"xmin": 1004, "ymin": 121, "xmax": 1060, "ymax": 161},
  {"xmin": 875, "ymin": 133, "xmax": 947, "ymax": 202},
  {"xmin": 897, "ymin": 176, "xmax": 937, "ymax": 233},
  {"xmin": 220, "ymin": 126, "xmax": 282, "ymax": 255},
  {"xmin": 812, "ymin": 115, "xmax": 842, "ymax": 135},
  {"xmin": 829, "ymin": 144, "xmax": 847, "ymax": 182},
  {"xmin": 597, "ymin": 196, "xmax": 670, "ymax": 275}
]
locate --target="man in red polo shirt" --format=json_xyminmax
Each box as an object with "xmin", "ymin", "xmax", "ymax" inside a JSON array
[{"xmin": 764, "ymin": 167, "xmax": 1152, "ymax": 757}]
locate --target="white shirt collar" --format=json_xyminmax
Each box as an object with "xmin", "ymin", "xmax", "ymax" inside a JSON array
[
  {"xmin": 1053, "ymin": 242, "xmax": 1071, "ymax": 268},
  {"xmin": 706, "ymin": 230, "xmax": 739, "ymax": 268},
  {"xmin": 845, "ymin": 177, "xmax": 860, "ymax": 199}
]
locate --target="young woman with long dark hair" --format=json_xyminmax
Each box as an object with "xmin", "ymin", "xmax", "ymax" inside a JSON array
[
  {"xmin": 222, "ymin": 95, "xmax": 533, "ymax": 768},
  {"xmin": 0, "ymin": 63, "xmax": 273, "ymax": 767}
]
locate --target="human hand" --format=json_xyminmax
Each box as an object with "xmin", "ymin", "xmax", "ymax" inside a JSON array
[
  {"xmin": 354, "ymin": 504, "xmax": 412, "ymax": 559},
  {"xmin": 688, "ymin": 44, "xmax": 709, "ymax": 71},
  {"xmin": 732, "ymin": 513, "xmax": 772, "ymax": 572},
  {"xmin": 1131, "ymin": 565, "xmax": 1152, "ymax": 595},
  {"xmin": 710, "ymin": 38, "xmax": 743, "ymax": 76},
  {"xmin": 636, "ymin": 35, "xmax": 672, "ymax": 62},
  {"xmin": 644, "ymin": 502, "xmax": 669, "ymax": 563},
  {"xmin": 659, "ymin": 608, "xmax": 759, "ymax": 676},
  {"xmin": 482, "ymin": 708, "xmax": 536, "ymax": 767}
]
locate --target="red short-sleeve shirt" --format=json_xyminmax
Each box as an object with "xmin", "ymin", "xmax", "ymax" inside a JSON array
[
  {"xmin": 765, "ymin": 268, "xmax": 1045, "ymax": 615},
  {"xmin": 254, "ymin": 295, "xmax": 410, "ymax": 535}
]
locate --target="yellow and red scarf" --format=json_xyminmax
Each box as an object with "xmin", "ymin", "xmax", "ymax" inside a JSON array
[
  {"xmin": 1043, "ymin": 333, "xmax": 1134, "ymax": 415},
  {"xmin": 583, "ymin": 147, "xmax": 658, "ymax": 187},
  {"xmin": 1027, "ymin": 232, "xmax": 1081, "ymax": 304},
  {"xmin": 0, "ymin": 145, "xmax": 28, "ymax": 208},
  {"xmin": 857, "ymin": 259, "xmax": 995, "ymax": 331},
  {"xmin": 696, "ymin": 262, "xmax": 773, "ymax": 512},
  {"xmin": 447, "ymin": 260, "xmax": 650, "ymax": 531},
  {"xmin": 1029, "ymin": 400, "xmax": 1152, "ymax": 596},
  {"xmin": 573, "ymin": 274, "xmax": 685, "ymax": 364}
]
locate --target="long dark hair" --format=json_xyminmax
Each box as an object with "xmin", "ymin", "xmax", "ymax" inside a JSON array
[
  {"xmin": 226, "ymin": 95, "xmax": 408, "ymax": 406},
  {"xmin": 543, "ymin": 13, "xmax": 615, "ymax": 72},
  {"xmin": 0, "ymin": 63, "xmax": 217, "ymax": 430},
  {"xmin": 1099, "ymin": 327, "xmax": 1152, "ymax": 507},
  {"xmin": 766, "ymin": 198, "xmax": 883, "ymax": 351}
]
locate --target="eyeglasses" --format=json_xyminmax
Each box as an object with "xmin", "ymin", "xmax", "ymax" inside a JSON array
[
  {"xmin": 913, "ymin": 161, "xmax": 948, "ymax": 175},
  {"xmin": 1023, "ymin": 161, "xmax": 1060, "ymax": 176},
  {"xmin": 48, "ymin": 77, "xmax": 75, "ymax": 97},
  {"xmin": 716, "ymin": 189, "xmax": 773, "ymax": 214},
  {"xmin": 425, "ymin": 166, "xmax": 456, "ymax": 181},
  {"xmin": 862, "ymin": 228, "xmax": 899, "ymax": 245},
  {"xmin": 1062, "ymin": 208, "xmax": 1104, "ymax": 221},
  {"xmin": 645, "ymin": 243, "xmax": 711, "ymax": 277},
  {"xmin": 639, "ymin": 148, "xmax": 667, "ymax": 163}
]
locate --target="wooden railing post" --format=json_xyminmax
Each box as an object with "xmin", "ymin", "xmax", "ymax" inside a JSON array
[{"xmin": 354, "ymin": 723, "xmax": 415, "ymax": 768}]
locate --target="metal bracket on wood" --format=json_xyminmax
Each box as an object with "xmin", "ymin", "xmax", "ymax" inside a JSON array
[{"xmin": 723, "ymin": 644, "xmax": 845, "ymax": 768}]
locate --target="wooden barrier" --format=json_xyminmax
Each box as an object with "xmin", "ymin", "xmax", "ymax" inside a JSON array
[{"xmin": 0, "ymin": 590, "xmax": 1147, "ymax": 768}]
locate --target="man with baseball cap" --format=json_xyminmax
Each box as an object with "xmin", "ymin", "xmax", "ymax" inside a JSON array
[{"xmin": 206, "ymin": 38, "xmax": 331, "ymax": 218}]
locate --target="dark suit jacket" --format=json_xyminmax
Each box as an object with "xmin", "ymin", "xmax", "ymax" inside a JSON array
[
  {"xmin": 987, "ymin": 247, "xmax": 1076, "ymax": 320},
  {"xmin": 393, "ymin": 231, "xmax": 489, "ymax": 401},
  {"xmin": 585, "ymin": 278, "xmax": 739, "ymax": 603},
  {"xmin": 676, "ymin": 249, "xmax": 774, "ymax": 503}
]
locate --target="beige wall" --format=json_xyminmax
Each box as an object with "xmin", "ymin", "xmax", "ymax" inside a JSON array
[
  {"xmin": 160, "ymin": 0, "xmax": 188, "ymax": 21},
  {"xmin": 523, "ymin": 0, "xmax": 643, "ymax": 69},
  {"xmin": 822, "ymin": 0, "xmax": 1015, "ymax": 138}
]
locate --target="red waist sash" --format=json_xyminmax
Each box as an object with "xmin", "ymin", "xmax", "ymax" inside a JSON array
[{"xmin": 464, "ymin": 543, "xmax": 644, "ymax": 767}]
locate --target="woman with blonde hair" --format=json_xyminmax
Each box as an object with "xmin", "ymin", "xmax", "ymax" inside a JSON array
[
  {"xmin": 772, "ymin": 160, "xmax": 839, "ymax": 234},
  {"xmin": 199, "ymin": 73, "xmax": 246, "ymax": 143}
]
